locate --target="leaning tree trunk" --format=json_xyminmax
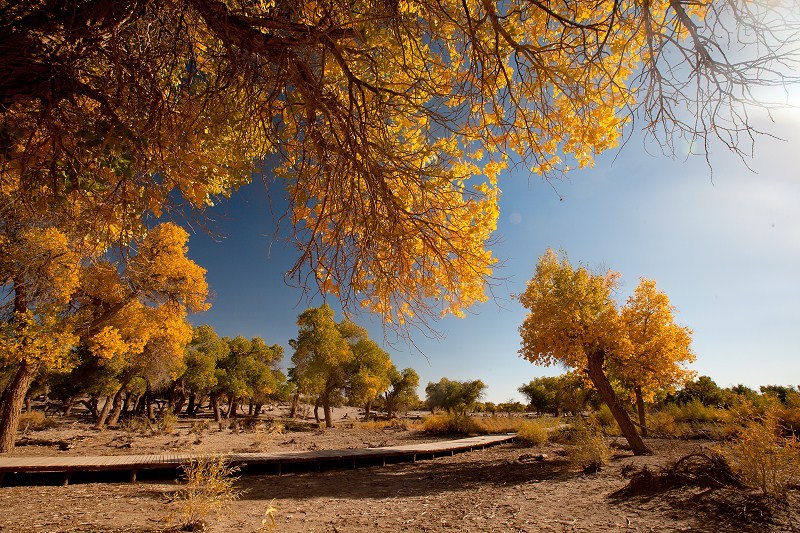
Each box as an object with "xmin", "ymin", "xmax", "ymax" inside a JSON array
[
  {"xmin": 0, "ymin": 359, "xmax": 38, "ymax": 453},
  {"xmin": 95, "ymin": 395, "xmax": 113, "ymax": 429},
  {"xmin": 634, "ymin": 386, "xmax": 648, "ymax": 438},
  {"xmin": 586, "ymin": 350, "xmax": 651, "ymax": 455},
  {"xmin": 107, "ymin": 387, "xmax": 126, "ymax": 427}
]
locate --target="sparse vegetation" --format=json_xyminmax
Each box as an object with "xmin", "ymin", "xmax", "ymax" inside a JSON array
[
  {"xmin": 17, "ymin": 410, "xmax": 58, "ymax": 432},
  {"xmin": 719, "ymin": 411, "xmax": 800, "ymax": 498},
  {"xmin": 516, "ymin": 420, "xmax": 549, "ymax": 446},
  {"xmin": 168, "ymin": 456, "xmax": 241, "ymax": 531},
  {"xmin": 566, "ymin": 424, "xmax": 611, "ymax": 473}
]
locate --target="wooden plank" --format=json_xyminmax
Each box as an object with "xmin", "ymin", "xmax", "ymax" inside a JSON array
[{"xmin": 0, "ymin": 434, "xmax": 515, "ymax": 477}]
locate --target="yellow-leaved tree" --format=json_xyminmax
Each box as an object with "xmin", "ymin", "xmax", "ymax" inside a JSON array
[
  {"xmin": 518, "ymin": 250, "xmax": 649, "ymax": 454},
  {"xmin": 0, "ymin": 223, "xmax": 208, "ymax": 452},
  {"xmin": 615, "ymin": 279, "xmax": 695, "ymax": 437}
]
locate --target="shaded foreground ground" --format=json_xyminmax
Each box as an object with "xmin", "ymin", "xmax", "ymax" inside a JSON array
[{"xmin": 1, "ymin": 436, "xmax": 798, "ymax": 532}]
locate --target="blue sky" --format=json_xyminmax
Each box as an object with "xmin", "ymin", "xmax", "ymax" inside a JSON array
[{"xmin": 186, "ymin": 99, "xmax": 800, "ymax": 404}]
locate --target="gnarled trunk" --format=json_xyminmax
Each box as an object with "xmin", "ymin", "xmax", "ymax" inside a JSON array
[
  {"xmin": 0, "ymin": 360, "xmax": 38, "ymax": 453},
  {"xmin": 586, "ymin": 349, "xmax": 650, "ymax": 455}
]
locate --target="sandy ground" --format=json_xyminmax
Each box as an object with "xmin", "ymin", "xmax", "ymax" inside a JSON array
[{"xmin": 1, "ymin": 410, "xmax": 798, "ymax": 532}]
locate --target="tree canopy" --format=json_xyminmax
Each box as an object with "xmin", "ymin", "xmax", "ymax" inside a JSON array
[{"xmin": 3, "ymin": 0, "xmax": 796, "ymax": 330}]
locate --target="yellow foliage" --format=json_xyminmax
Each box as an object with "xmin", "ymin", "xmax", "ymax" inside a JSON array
[
  {"xmin": 616, "ymin": 279, "xmax": 696, "ymax": 401},
  {"xmin": 518, "ymin": 249, "xmax": 628, "ymax": 369}
]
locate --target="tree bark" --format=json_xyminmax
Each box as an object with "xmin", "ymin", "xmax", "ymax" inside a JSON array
[
  {"xmin": 313, "ymin": 398, "xmax": 321, "ymax": 424},
  {"xmin": 586, "ymin": 349, "xmax": 651, "ymax": 455},
  {"xmin": 322, "ymin": 395, "xmax": 333, "ymax": 428},
  {"xmin": 0, "ymin": 359, "xmax": 38, "ymax": 453},
  {"xmin": 107, "ymin": 387, "xmax": 126, "ymax": 427},
  {"xmin": 95, "ymin": 395, "xmax": 113, "ymax": 429},
  {"xmin": 210, "ymin": 393, "xmax": 222, "ymax": 423},
  {"xmin": 290, "ymin": 389, "xmax": 300, "ymax": 418},
  {"xmin": 364, "ymin": 400, "xmax": 372, "ymax": 422},
  {"xmin": 173, "ymin": 394, "xmax": 187, "ymax": 415},
  {"xmin": 634, "ymin": 386, "xmax": 648, "ymax": 438},
  {"xmin": 186, "ymin": 393, "xmax": 197, "ymax": 417}
]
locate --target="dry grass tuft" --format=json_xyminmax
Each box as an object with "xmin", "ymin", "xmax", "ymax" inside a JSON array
[
  {"xmin": 516, "ymin": 420, "xmax": 549, "ymax": 446},
  {"xmin": 167, "ymin": 455, "xmax": 241, "ymax": 530},
  {"xmin": 17, "ymin": 411, "xmax": 58, "ymax": 432},
  {"xmin": 566, "ymin": 424, "xmax": 610, "ymax": 473}
]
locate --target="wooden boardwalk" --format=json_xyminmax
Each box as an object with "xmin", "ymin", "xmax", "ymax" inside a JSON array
[{"xmin": 0, "ymin": 434, "xmax": 515, "ymax": 486}]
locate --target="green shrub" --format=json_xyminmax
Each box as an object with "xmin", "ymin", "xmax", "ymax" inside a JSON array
[
  {"xmin": 663, "ymin": 400, "xmax": 726, "ymax": 424},
  {"xmin": 648, "ymin": 410, "xmax": 679, "ymax": 435}
]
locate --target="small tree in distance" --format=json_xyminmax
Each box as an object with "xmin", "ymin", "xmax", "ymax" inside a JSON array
[{"xmin": 425, "ymin": 378, "xmax": 486, "ymax": 415}]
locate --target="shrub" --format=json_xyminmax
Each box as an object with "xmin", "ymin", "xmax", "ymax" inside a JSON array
[
  {"xmin": 251, "ymin": 421, "xmax": 285, "ymax": 451},
  {"xmin": 473, "ymin": 415, "xmax": 525, "ymax": 434},
  {"xmin": 516, "ymin": 420, "xmax": 548, "ymax": 446},
  {"xmin": 648, "ymin": 411, "xmax": 679, "ymax": 436},
  {"xmin": 719, "ymin": 413, "xmax": 800, "ymax": 498},
  {"xmin": 567, "ymin": 425, "xmax": 610, "ymax": 473},
  {"xmin": 358, "ymin": 420, "xmax": 393, "ymax": 430},
  {"xmin": 156, "ymin": 410, "xmax": 178, "ymax": 435},
  {"xmin": 422, "ymin": 414, "xmax": 481, "ymax": 435},
  {"xmin": 17, "ymin": 410, "xmax": 58, "ymax": 432},
  {"xmin": 169, "ymin": 455, "xmax": 241, "ymax": 530},
  {"xmin": 663, "ymin": 400, "xmax": 726, "ymax": 424}
]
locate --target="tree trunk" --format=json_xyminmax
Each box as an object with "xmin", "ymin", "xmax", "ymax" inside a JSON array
[
  {"xmin": 586, "ymin": 350, "xmax": 651, "ymax": 455},
  {"xmin": 210, "ymin": 393, "xmax": 222, "ymax": 423},
  {"xmin": 253, "ymin": 403, "xmax": 263, "ymax": 416},
  {"xmin": 634, "ymin": 386, "xmax": 648, "ymax": 438},
  {"xmin": 313, "ymin": 398, "xmax": 321, "ymax": 424},
  {"xmin": 385, "ymin": 392, "xmax": 395, "ymax": 419},
  {"xmin": 322, "ymin": 395, "xmax": 333, "ymax": 428},
  {"xmin": 95, "ymin": 395, "xmax": 113, "ymax": 429},
  {"xmin": 0, "ymin": 359, "xmax": 38, "ymax": 453},
  {"xmin": 364, "ymin": 400, "xmax": 372, "ymax": 422},
  {"xmin": 186, "ymin": 393, "xmax": 197, "ymax": 417},
  {"xmin": 107, "ymin": 387, "xmax": 126, "ymax": 427},
  {"xmin": 289, "ymin": 390, "xmax": 300, "ymax": 419},
  {"xmin": 173, "ymin": 394, "xmax": 187, "ymax": 415}
]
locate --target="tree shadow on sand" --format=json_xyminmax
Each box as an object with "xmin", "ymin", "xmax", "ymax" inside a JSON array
[{"xmin": 235, "ymin": 447, "xmax": 575, "ymax": 501}]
